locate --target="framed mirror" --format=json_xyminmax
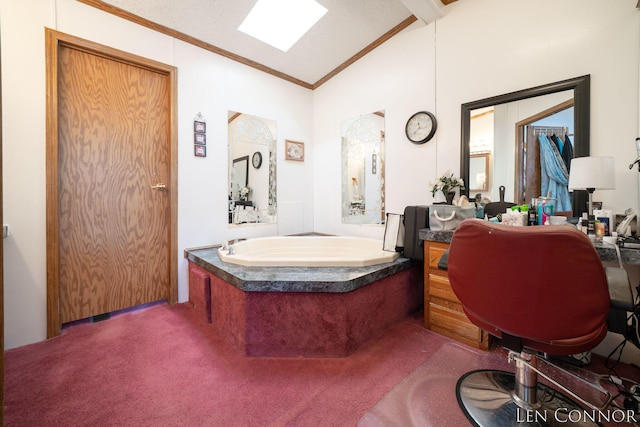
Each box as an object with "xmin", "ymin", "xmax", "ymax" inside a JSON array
[
  {"xmin": 341, "ymin": 111, "xmax": 386, "ymax": 224},
  {"xmin": 230, "ymin": 156, "xmax": 249, "ymax": 199},
  {"xmin": 228, "ymin": 112, "xmax": 277, "ymax": 225},
  {"xmin": 469, "ymin": 152, "xmax": 490, "ymax": 192},
  {"xmin": 461, "ymin": 75, "xmax": 590, "ymax": 216}
]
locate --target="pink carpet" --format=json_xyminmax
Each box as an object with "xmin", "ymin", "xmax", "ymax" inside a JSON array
[
  {"xmin": 4, "ymin": 303, "xmax": 451, "ymax": 426},
  {"xmin": 4, "ymin": 303, "xmax": 639, "ymax": 426}
]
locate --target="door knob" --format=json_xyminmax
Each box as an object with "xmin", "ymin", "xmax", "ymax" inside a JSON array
[{"xmin": 150, "ymin": 183, "xmax": 167, "ymax": 191}]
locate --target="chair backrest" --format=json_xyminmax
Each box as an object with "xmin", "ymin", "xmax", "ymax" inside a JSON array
[{"xmin": 448, "ymin": 219, "xmax": 610, "ymax": 355}]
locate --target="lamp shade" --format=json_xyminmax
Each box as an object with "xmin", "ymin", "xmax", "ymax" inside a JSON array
[{"xmin": 568, "ymin": 156, "xmax": 615, "ymax": 191}]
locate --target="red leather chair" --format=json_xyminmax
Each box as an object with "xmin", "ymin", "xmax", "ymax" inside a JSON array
[{"xmin": 447, "ymin": 219, "xmax": 611, "ymax": 426}]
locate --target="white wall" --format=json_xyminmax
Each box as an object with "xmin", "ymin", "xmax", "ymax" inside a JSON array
[
  {"xmin": 312, "ymin": 0, "xmax": 640, "ymax": 362},
  {"xmin": 436, "ymin": 0, "xmax": 639, "ymax": 212},
  {"xmin": 313, "ymin": 21, "xmax": 437, "ymax": 239},
  {"xmin": 314, "ymin": 0, "xmax": 640, "ymax": 239},
  {"xmin": 2, "ymin": 0, "xmax": 640, "ymax": 359},
  {"xmin": 1, "ymin": 0, "xmax": 314, "ymax": 349}
]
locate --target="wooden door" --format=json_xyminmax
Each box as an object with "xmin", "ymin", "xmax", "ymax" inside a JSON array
[
  {"xmin": 522, "ymin": 125, "xmax": 542, "ymax": 204},
  {"xmin": 46, "ymin": 30, "xmax": 177, "ymax": 334}
]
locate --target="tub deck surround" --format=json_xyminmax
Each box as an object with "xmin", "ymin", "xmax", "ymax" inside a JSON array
[
  {"xmin": 185, "ymin": 246, "xmax": 411, "ymax": 293},
  {"xmin": 184, "ymin": 246, "xmax": 422, "ymax": 357}
]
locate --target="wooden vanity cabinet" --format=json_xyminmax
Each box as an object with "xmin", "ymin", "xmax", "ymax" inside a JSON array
[{"xmin": 424, "ymin": 240, "xmax": 489, "ymax": 350}]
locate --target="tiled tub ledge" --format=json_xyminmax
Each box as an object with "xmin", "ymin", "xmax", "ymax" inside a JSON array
[{"xmin": 184, "ymin": 246, "xmax": 423, "ymax": 357}]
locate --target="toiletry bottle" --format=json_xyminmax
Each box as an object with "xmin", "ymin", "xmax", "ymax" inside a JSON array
[
  {"xmin": 528, "ymin": 206, "xmax": 537, "ymax": 226},
  {"xmin": 587, "ymin": 215, "xmax": 596, "ymax": 239},
  {"xmin": 595, "ymin": 221, "xmax": 605, "ymax": 242}
]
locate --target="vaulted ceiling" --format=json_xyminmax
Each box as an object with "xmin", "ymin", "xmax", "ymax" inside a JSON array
[{"xmin": 78, "ymin": 0, "xmax": 458, "ymax": 89}]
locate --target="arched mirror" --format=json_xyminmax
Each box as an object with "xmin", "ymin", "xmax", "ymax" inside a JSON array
[
  {"xmin": 228, "ymin": 111, "xmax": 277, "ymax": 225},
  {"xmin": 461, "ymin": 75, "xmax": 590, "ymax": 217},
  {"xmin": 341, "ymin": 111, "xmax": 386, "ymax": 224}
]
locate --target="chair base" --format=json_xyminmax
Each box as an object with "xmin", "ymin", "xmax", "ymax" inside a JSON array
[{"xmin": 456, "ymin": 370, "xmax": 602, "ymax": 427}]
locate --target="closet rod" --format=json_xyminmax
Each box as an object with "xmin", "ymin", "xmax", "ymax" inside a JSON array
[{"xmin": 531, "ymin": 126, "xmax": 569, "ymax": 135}]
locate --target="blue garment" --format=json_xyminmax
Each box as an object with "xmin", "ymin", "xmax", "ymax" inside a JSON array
[{"xmin": 538, "ymin": 134, "xmax": 572, "ymax": 212}]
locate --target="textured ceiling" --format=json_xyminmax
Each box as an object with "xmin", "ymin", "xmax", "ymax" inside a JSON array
[{"xmin": 92, "ymin": 0, "xmax": 426, "ymax": 88}]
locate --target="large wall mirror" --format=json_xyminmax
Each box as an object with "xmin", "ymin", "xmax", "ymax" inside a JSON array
[
  {"xmin": 228, "ymin": 111, "xmax": 277, "ymax": 225},
  {"xmin": 341, "ymin": 111, "xmax": 386, "ymax": 224},
  {"xmin": 461, "ymin": 75, "xmax": 590, "ymax": 217}
]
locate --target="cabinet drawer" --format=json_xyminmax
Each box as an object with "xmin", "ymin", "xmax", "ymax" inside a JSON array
[
  {"xmin": 427, "ymin": 244, "xmax": 448, "ymax": 269},
  {"xmin": 430, "ymin": 295, "xmax": 463, "ymax": 313},
  {"xmin": 429, "ymin": 303, "xmax": 482, "ymax": 343},
  {"xmin": 428, "ymin": 273, "xmax": 460, "ymax": 303},
  {"xmin": 430, "ymin": 324, "xmax": 487, "ymax": 350}
]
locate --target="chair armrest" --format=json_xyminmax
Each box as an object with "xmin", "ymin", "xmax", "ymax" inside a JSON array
[
  {"xmin": 606, "ymin": 267, "xmax": 634, "ymax": 311},
  {"xmin": 437, "ymin": 249, "xmax": 449, "ymax": 271}
]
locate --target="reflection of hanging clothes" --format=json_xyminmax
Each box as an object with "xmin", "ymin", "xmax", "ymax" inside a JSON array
[
  {"xmin": 561, "ymin": 134, "xmax": 574, "ymax": 173},
  {"xmin": 550, "ymin": 134, "xmax": 563, "ymax": 153},
  {"xmin": 538, "ymin": 134, "xmax": 572, "ymax": 211}
]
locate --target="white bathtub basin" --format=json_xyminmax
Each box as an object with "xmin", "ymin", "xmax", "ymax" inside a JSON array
[{"xmin": 218, "ymin": 236, "xmax": 400, "ymax": 267}]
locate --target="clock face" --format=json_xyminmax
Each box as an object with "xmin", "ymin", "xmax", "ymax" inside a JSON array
[
  {"xmin": 252, "ymin": 151, "xmax": 262, "ymax": 169},
  {"xmin": 406, "ymin": 111, "xmax": 437, "ymax": 144}
]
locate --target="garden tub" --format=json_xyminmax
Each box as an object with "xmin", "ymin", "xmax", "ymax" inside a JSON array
[{"xmin": 217, "ymin": 235, "xmax": 399, "ymax": 267}]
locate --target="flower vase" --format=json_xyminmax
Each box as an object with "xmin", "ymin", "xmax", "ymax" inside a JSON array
[
  {"xmin": 445, "ymin": 191, "xmax": 456, "ymax": 205},
  {"xmin": 433, "ymin": 191, "xmax": 446, "ymax": 204}
]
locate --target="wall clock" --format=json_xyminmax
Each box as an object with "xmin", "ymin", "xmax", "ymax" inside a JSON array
[
  {"xmin": 252, "ymin": 151, "xmax": 262, "ymax": 169},
  {"xmin": 405, "ymin": 111, "xmax": 437, "ymax": 144}
]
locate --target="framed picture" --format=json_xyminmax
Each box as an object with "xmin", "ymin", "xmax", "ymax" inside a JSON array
[
  {"xmin": 285, "ymin": 139, "xmax": 304, "ymax": 161},
  {"xmin": 194, "ymin": 120, "xmax": 206, "ymax": 133},
  {"xmin": 194, "ymin": 145, "xmax": 206, "ymax": 157},
  {"xmin": 194, "ymin": 133, "xmax": 206, "ymax": 145}
]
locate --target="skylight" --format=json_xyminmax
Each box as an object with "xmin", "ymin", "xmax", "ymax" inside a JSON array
[{"xmin": 238, "ymin": 0, "xmax": 328, "ymax": 52}]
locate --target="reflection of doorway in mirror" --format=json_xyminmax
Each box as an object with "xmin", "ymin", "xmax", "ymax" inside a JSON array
[
  {"xmin": 469, "ymin": 107, "xmax": 494, "ymax": 197},
  {"xmin": 469, "ymin": 152, "xmax": 490, "ymax": 192},
  {"xmin": 516, "ymin": 99, "xmax": 573, "ymax": 206},
  {"xmin": 231, "ymin": 156, "xmax": 249, "ymax": 200}
]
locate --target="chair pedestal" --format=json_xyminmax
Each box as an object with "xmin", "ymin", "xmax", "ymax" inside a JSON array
[
  {"xmin": 456, "ymin": 353, "xmax": 602, "ymax": 426},
  {"xmin": 513, "ymin": 352, "xmax": 540, "ymax": 409}
]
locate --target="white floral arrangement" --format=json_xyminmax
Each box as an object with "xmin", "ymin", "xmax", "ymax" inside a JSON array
[
  {"xmin": 430, "ymin": 171, "xmax": 465, "ymax": 197},
  {"xmin": 239, "ymin": 186, "xmax": 251, "ymax": 201}
]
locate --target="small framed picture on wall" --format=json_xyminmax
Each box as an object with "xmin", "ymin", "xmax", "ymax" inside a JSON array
[
  {"xmin": 194, "ymin": 133, "xmax": 206, "ymax": 145},
  {"xmin": 194, "ymin": 145, "xmax": 206, "ymax": 157},
  {"xmin": 285, "ymin": 140, "xmax": 304, "ymax": 161},
  {"xmin": 194, "ymin": 120, "xmax": 206, "ymax": 133}
]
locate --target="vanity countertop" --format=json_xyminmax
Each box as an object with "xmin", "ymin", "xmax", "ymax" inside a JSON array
[{"xmin": 419, "ymin": 228, "xmax": 640, "ymax": 266}]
